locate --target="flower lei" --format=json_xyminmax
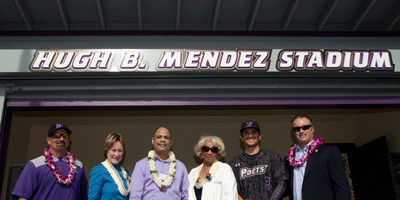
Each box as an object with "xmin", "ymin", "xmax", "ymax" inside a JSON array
[
  {"xmin": 102, "ymin": 159, "xmax": 130, "ymax": 196},
  {"xmin": 148, "ymin": 150, "xmax": 176, "ymax": 190},
  {"xmin": 43, "ymin": 147, "xmax": 77, "ymax": 185},
  {"xmin": 287, "ymin": 137, "xmax": 324, "ymax": 168},
  {"xmin": 194, "ymin": 160, "xmax": 220, "ymax": 189}
]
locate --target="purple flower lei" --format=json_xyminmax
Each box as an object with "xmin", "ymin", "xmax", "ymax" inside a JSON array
[
  {"xmin": 43, "ymin": 147, "xmax": 76, "ymax": 185},
  {"xmin": 287, "ymin": 137, "xmax": 324, "ymax": 168}
]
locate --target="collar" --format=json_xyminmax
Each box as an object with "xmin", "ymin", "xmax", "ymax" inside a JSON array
[
  {"xmin": 296, "ymin": 139, "xmax": 314, "ymax": 152},
  {"xmin": 154, "ymin": 154, "xmax": 171, "ymax": 163},
  {"xmin": 54, "ymin": 156, "xmax": 68, "ymax": 162},
  {"xmin": 109, "ymin": 161, "xmax": 121, "ymax": 169}
]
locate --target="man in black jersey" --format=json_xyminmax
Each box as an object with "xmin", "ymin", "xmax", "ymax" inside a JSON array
[{"xmin": 229, "ymin": 121, "xmax": 288, "ymax": 200}]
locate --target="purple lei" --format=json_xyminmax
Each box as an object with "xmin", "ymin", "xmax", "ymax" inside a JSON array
[
  {"xmin": 287, "ymin": 137, "xmax": 324, "ymax": 168},
  {"xmin": 43, "ymin": 147, "xmax": 76, "ymax": 185}
]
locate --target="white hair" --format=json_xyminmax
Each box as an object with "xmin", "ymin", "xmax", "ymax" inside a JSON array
[{"xmin": 194, "ymin": 135, "xmax": 226, "ymax": 159}]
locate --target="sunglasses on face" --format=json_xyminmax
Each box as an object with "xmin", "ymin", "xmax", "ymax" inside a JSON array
[
  {"xmin": 292, "ymin": 125, "xmax": 313, "ymax": 132},
  {"xmin": 202, "ymin": 146, "xmax": 219, "ymax": 153},
  {"xmin": 52, "ymin": 133, "xmax": 70, "ymax": 139}
]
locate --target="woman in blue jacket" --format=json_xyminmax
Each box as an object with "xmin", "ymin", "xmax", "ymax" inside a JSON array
[{"xmin": 89, "ymin": 133, "xmax": 130, "ymax": 200}]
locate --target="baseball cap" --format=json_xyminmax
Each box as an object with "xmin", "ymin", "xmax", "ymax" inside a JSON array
[
  {"xmin": 240, "ymin": 121, "xmax": 260, "ymax": 133},
  {"xmin": 48, "ymin": 123, "xmax": 72, "ymax": 137}
]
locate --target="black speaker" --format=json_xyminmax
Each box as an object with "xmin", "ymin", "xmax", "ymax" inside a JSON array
[
  {"xmin": 375, "ymin": 153, "xmax": 400, "ymax": 200},
  {"xmin": 6, "ymin": 164, "xmax": 26, "ymax": 200}
]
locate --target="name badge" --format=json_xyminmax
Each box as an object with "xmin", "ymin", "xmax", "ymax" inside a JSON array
[{"xmin": 159, "ymin": 173, "xmax": 168, "ymax": 182}]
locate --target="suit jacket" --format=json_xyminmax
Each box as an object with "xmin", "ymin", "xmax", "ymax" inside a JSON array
[{"xmin": 284, "ymin": 144, "xmax": 351, "ymax": 200}]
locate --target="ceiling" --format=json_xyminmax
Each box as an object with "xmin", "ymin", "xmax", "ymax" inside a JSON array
[{"xmin": 0, "ymin": 0, "xmax": 399, "ymax": 34}]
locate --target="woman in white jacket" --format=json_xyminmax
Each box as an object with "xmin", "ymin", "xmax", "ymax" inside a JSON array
[{"xmin": 188, "ymin": 135, "xmax": 238, "ymax": 200}]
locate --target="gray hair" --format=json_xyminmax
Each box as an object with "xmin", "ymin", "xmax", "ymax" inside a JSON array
[{"xmin": 194, "ymin": 135, "xmax": 226, "ymax": 159}]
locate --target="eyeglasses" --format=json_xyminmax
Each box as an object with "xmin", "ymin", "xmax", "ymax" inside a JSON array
[
  {"xmin": 202, "ymin": 146, "xmax": 219, "ymax": 153},
  {"xmin": 52, "ymin": 133, "xmax": 70, "ymax": 139},
  {"xmin": 292, "ymin": 125, "xmax": 313, "ymax": 132}
]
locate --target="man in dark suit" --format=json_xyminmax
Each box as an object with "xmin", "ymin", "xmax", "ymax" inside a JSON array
[{"xmin": 284, "ymin": 115, "xmax": 351, "ymax": 200}]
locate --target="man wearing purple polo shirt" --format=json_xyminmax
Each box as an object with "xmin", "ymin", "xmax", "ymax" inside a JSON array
[
  {"xmin": 130, "ymin": 127, "xmax": 189, "ymax": 200},
  {"xmin": 12, "ymin": 123, "xmax": 88, "ymax": 200}
]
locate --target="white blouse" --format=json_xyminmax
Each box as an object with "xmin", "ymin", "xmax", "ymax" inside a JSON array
[{"xmin": 188, "ymin": 161, "xmax": 238, "ymax": 200}]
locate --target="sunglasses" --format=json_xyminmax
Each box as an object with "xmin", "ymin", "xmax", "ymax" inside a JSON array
[
  {"xmin": 292, "ymin": 125, "xmax": 313, "ymax": 132},
  {"xmin": 202, "ymin": 146, "xmax": 219, "ymax": 153},
  {"xmin": 52, "ymin": 133, "xmax": 70, "ymax": 139}
]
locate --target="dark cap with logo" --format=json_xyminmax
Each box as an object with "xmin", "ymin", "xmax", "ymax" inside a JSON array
[
  {"xmin": 48, "ymin": 124, "xmax": 72, "ymax": 137},
  {"xmin": 240, "ymin": 121, "xmax": 260, "ymax": 133}
]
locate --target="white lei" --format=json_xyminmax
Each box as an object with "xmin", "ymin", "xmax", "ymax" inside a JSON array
[
  {"xmin": 148, "ymin": 150, "xmax": 176, "ymax": 190},
  {"xmin": 194, "ymin": 160, "xmax": 220, "ymax": 189},
  {"xmin": 101, "ymin": 159, "xmax": 130, "ymax": 196}
]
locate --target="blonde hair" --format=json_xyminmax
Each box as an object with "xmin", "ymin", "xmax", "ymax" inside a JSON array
[
  {"xmin": 194, "ymin": 135, "xmax": 226, "ymax": 159},
  {"xmin": 103, "ymin": 133, "xmax": 125, "ymax": 156}
]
